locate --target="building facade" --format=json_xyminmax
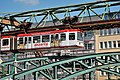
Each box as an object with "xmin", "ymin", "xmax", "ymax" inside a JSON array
[{"xmin": 96, "ymin": 28, "xmax": 120, "ymax": 80}]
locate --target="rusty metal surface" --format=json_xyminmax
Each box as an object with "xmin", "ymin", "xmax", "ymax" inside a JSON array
[
  {"xmin": 0, "ymin": 18, "xmax": 20, "ymax": 26},
  {"xmin": 1, "ymin": 19, "xmax": 120, "ymax": 36}
]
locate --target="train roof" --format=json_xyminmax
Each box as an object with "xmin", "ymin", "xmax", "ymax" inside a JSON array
[
  {"xmin": 17, "ymin": 29, "xmax": 83, "ymax": 37},
  {"xmin": 2, "ymin": 36, "xmax": 11, "ymax": 38}
]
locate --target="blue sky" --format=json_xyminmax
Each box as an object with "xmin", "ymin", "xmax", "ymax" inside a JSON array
[
  {"xmin": 0, "ymin": 0, "xmax": 94, "ymax": 13},
  {"xmin": 0, "ymin": 0, "xmax": 119, "ymax": 16}
]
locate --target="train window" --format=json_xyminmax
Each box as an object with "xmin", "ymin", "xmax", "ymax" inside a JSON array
[
  {"xmin": 60, "ymin": 33, "xmax": 66, "ymax": 41},
  {"xmin": 42, "ymin": 35, "xmax": 49, "ymax": 42},
  {"xmin": 77, "ymin": 32, "xmax": 83, "ymax": 40},
  {"xmin": 51, "ymin": 34, "xmax": 59, "ymax": 41},
  {"xmin": 51, "ymin": 35, "xmax": 54, "ymax": 41},
  {"xmin": 2, "ymin": 39, "xmax": 9, "ymax": 46},
  {"xmin": 28, "ymin": 37, "xmax": 31, "ymax": 43},
  {"xmin": 55, "ymin": 34, "xmax": 59, "ymax": 40},
  {"xmin": 33, "ymin": 36, "xmax": 40, "ymax": 43},
  {"xmin": 29, "ymin": 37, "xmax": 31, "ymax": 41},
  {"xmin": 19, "ymin": 38, "xmax": 23, "ymax": 44},
  {"xmin": 69, "ymin": 33, "xmax": 75, "ymax": 40},
  {"xmin": 25, "ymin": 37, "xmax": 27, "ymax": 44}
]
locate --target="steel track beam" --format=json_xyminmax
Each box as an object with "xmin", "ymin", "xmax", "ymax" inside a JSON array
[
  {"xmin": 0, "ymin": 1, "xmax": 119, "ymax": 34},
  {"xmin": 10, "ymin": 1, "xmax": 120, "ymax": 17},
  {"xmin": 1, "ymin": 18, "xmax": 120, "ymax": 36}
]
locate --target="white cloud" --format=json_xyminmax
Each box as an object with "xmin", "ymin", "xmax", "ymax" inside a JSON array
[{"xmin": 15, "ymin": 0, "xmax": 39, "ymax": 5}]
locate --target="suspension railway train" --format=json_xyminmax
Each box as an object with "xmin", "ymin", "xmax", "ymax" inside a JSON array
[{"xmin": 1, "ymin": 29, "xmax": 84, "ymax": 52}]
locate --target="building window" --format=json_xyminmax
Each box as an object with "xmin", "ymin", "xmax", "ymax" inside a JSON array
[
  {"xmin": 111, "ymin": 28, "xmax": 117, "ymax": 35},
  {"xmin": 100, "ymin": 30, "xmax": 103, "ymax": 36},
  {"xmin": 117, "ymin": 28, "xmax": 120, "ymax": 34},
  {"xmin": 108, "ymin": 41, "xmax": 112, "ymax": 48},
  {"xmin": 113, "ymin": 41, "xmax": 116, "ymax": 48},
  {"xmin": 84, "ymin": 31, "xmax": 93, "ymax": 39},
  {"xmin": 108, "ymin": 28, "xmax": 111, "ymax": 35},
  {"xmin": 117, "ymin": 41, "xmax": 120, "ymax": 47},
  {"xmin": 104, "ymin": 42, "xmax": 107, "ymax": 49},
  {"xmin": 115, "ymin": 28, "xmax": 118, "ymax": 34},
  {"xmin": 103, "ymin": 29, "xmax": 107, "ymax": 35},
  {"xmin": 88, "ymin": 43, "xmax": 93, "ymax": 49},
  {"xmin": 100, "ymin": 71, "xmax": 106, "ymax": 76},
  {"xmin": 100, "ymin": 42, "xmax": 103, "ymax": 49},
  {"xmin": 84, "ymin": 43, "xmax": 93, "ymax": 50},
  {"xmin": 85, "ymin": 43, "xmax": 88, "ymax": 50}
]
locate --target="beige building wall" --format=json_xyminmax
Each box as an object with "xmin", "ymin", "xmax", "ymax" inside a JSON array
[
  {"xmin": 95, "ymin": 29, "xmax": 120, "ymax": 80},
  {"xmin": 96, "ymin": 30, "xmax": 120, "ymax": 53}
]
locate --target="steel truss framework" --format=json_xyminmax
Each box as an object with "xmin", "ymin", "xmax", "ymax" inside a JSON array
[
  {"xmin": 0, "ymin": 52, "xmax": 120, "ymax": 80},
  {"xmin": 0, "ymin": 0, "xmax": 120, "ymax": 80},
  {"xmin": 0, "ymin": 0, "xmax": 120, "ymax": 35}
]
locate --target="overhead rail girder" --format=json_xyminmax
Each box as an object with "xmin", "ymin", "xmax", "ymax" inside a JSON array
[
  {"xmin": 0, "ymin": 17, "xmax": 20, "ymax": 27},
  {"xmin": 1, "ymin": 18, "xmax": 120, "ymax": 36},
  {"xmin": 0, "ymin": 0, "xmax": 119, "ymax": 34},
  {"xmin": 10, "ymin": 0, "xmax": 120, "ymax": 17}
]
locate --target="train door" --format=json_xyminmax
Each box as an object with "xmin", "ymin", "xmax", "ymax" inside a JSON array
[
  {"xmin": 51, "ymin": 34, "xmax": 60, "ymax": 47},
  {"xmin": 77, "ymin": 32, "xmax": 84, "ymax": 47},
  {"xmin": 24, "ymin": 37, "xmax": 32, "ymax": 49},
  {"xmin": 10, "ymin": 36, "xmax": 15, "ymax": 51},
  {"xmin": 17, "ymin": 37, "xmax": 24, "ymax": 49},
  {"xmin": 14, "ymin": 37, "xmax": 17, "ymax": 50},
  {"xmin": 60, "ymin": 33, "xmax": 67, "ymax": 46},
  {"xmin": 68, "ymin": 32, "xmax": 77, "ymax": 46}
]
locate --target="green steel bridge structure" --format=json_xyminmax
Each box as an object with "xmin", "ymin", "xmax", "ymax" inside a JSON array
[
  {"xmin": 0, "ymin": 0, "xmax": 120, "ymax": 80},
  {"xmin": 0, "ymin": 52, "xmax": 120, "ymax": 80}
]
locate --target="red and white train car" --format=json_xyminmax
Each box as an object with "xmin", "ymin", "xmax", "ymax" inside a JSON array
[{"xmin": 1, "ymin": 29, "xmax": 84, "ymax": 52}]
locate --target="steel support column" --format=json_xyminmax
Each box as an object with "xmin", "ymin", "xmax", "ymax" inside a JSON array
[
  {"xmin": 23, "ymin": 62, "xmax": 26, "ymax": 80},
  {"xmin": 72, "ymin": 61, "xmax": 76, "ymax": 72},
  {"xmin": 107, "ymin": 67, "xmax": 111, "ymax": 80},
  {"xmin": 89, "ymin": 59, "xmax": 94, "ymax": 80},
  {"xmin": 13, "ymin": 53, "xmax": 18, "ymax": 80},
  {"xmin": 14, "ymin": 53, "xmax": 17, "ymax": 74},
  {"xmin": 34, "ymin": 71, "xmax": 38, "ymax": 80},
  {"xmin": 8, "ymin": 64, "xmax": 11, "ymax": 76},
  {"xmin": 2, "ymin": 66, "xmax": 5, "ymax": 76},
  {"xmin": 54, "ymin": 66, "xmax": 58, "ymax": 79}
]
